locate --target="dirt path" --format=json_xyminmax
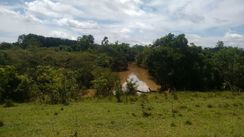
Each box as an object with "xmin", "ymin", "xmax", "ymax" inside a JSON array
[{"xmin": 118, "ymin": 63, "xmax": 160, "ymax": 91}]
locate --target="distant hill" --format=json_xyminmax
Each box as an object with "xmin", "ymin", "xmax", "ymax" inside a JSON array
[{"xmin": 17, "ymin": 34, "xmax": 77, "ymax": 48}]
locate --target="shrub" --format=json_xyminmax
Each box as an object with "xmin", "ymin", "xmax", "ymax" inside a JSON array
[
  {"xmin": 129, "ymin": 96, "xmax": 138, "ymax": 103},
  {"xmin": 34, "ymin": 66, "xmax": 77, "ymax": 104},
  {"xmin": 0, "ymin": 120, "xmax": 4, "ymax": 127},
  {"xmin": 142, "ymin": 111, "xmax": 151, "ymax": 117},
  {"xmin": 0, "ymin": 66, "xmax": 32, "ymax": 103},
  {"xmin": 172, "ymin": 109, "xmax": 178, "ymax": 113},
  {"xmin": 114, "ymin": 83, "xmax": 122, "ymax": 103},
  {"xmin": 71, "ymin": 131, "xmax": 78, "ymax": 137},
  {"xmin": 172, "ymin": 93, "xmax": 178, "ymax": 100},
  {"xmin": 131, "ymin": 113, "xmax": 136, "ymax": 117},
  {"xmin": 185, "ymin": 120, "xmax": 192, "ymax": 125},
  {"xmin": 140, "ymin": 95, "xmax": 152, "ymax": 117},
  {"xmin": 170, "ymin": 123, "xmax": 176, "ymax": 127},
  {"xmin": 178, "ymin": 113, "xmax": 183, "ymax": 117},
  {"xmin": 125, "ymin": 79, "xmax": 138, "ymax": 95},
  {"xmin": 75, "ymin": 67, "xmax": 94, "ymax": 89},
  {"xmin": 195, "ymin": 104, "xmax": 200, "ymax": 107},
  {"xmin": 92, "ymin": 69, "xmax": 119, "ymax": 96},
  {"xmin": 207, "ymin": 104, "xmax": 213, "ymax": 108},
  {"xmin": 3, "ymin": 99, "xmax": 15, "ymax": 107}
]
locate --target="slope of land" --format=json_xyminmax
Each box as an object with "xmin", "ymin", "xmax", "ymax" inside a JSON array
[
  {"xmin": 118, "ymin": 63, "xmax": 160, "ymax": 91},
  {"xmin": 0, "ymin": 92, "xmax": 243, "ymax": 137}
]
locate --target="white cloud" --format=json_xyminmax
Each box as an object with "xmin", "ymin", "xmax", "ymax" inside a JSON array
[
  {"xmin": 187, "ymin": 32, "xmax": 244, "ymax": 48},
  {"xmin": 57, "ymin": 18, "xmax": 99, "ymax": 30},
  {"xmin": 0, "ymin": 5, "xmax": 77, "ymax": 42},
  {"xmin": 225, "ymin": 32, "xmax": 243, "ymax": 39},
  {"xmin": 25, "ymin": 0, "xmax": 83, "ymax": 18},
  {"xmin": 49, "ymin": 30, "xmax": 77, "ymax": 40},
  {"xmin": 0, "ymin": 0, "xmax": 244, "ymax": 47}
]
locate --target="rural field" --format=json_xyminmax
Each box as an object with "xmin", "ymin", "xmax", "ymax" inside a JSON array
[
  {"xmin": 1, "ymin": 1, "xmax": 244, "ymax": 137},
  {"xmin": 0, "ymin": 92, "xmax": 243, "ymax": 137}
]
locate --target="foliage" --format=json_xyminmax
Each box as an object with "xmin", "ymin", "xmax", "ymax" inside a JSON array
[
  {"xmin": 75, "ymin": 67, "xmax": 94, "ymax": 89},
  {"xmin": 212, "ymin": 48, "xmax": 244, "ymax": 90},
  {"xmin": 3, "ymin": 99, "xmax": 15, "ymax": 107},
  {"xmin": 101, "ymin": 36, "xmax": 109, "ymax": 46},
  {"xmin": 18, "ymin": 34, "xmax": 77, "ymax": 49},
  {"xmin": 0, "ymin": 33, "xmax": 243, "ymax": 105},
  {"xmin": 137, "ymin": 33, "xmax": 244, "ymax": 91},
  {"xmin": 33, "ymin": 66, "xmax": 77, "ymax": 104},
  {"xmin": 77, "ymin": 35, "xmax": 95, "ymax": 50},
  {"xmin": 125, "ymin": 79, "xmax": 138, "ymax": 95},
  {"xmin": 114, "ymin": 82, "xmax": 122, "ymax": 102},
  {"xmin": 95, "ymin": 54, "xmax": 112, "ymax": 68},
  {"xmin": 0, "ymin": 120, "xmax": 4, "ymax": 127},
  {"xmin": 0, "ymin": 51, "xmax": 9, "ymax": 65},
  {"xmin": 92, "ymin": 69, "xmax": 119, "ymax": 96},
  {"xmin": 0, "ymin": 66, "xmax": 32, "ymax": 103}
]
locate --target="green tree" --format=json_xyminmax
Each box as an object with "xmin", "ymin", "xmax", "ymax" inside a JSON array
[
  {"xmin": 75, "ymin": 67, "xmax": 94, "ymax": 89},
  {"xmin": 77, "ymin": 35, "xmax": 95, "ymax": 50},
  {"xmin": 0, "ymin": 66, "xmax": 32, "ymax": 103},
  {"xmin": 0, "ymin": 51, "xmax": 9, "ymax": 65},
  {"xmin": 95, "ymin": 54, "xmax": 112, "ymax": 68},
  {"xmin": 216, "ymin": 41, "xmax": 224, "ymax": 49},
  {"xmin": 213, "ymin": 47, "xmax": 244, "ymax": 90},
  {"xmin": 125, "ymin": 79, "xmax": 138, "ymax": 95},
  {"xmin": 92, "ymin": 69, "xmax": 119, "ymax": 96},
  {"xmin": 144, "ymin": 46, "xmax": 183, "ymax": 90},
  {"xmin": 101, "ymin": 36, "xmax": 109, "ymax": 46},
  {"xmin": 114, "ymin": 82, "xmax": 122, "ymax": 102},
  {"xmin": 34, "ymin": 66, "xmax": 76, "ymax": 104}
]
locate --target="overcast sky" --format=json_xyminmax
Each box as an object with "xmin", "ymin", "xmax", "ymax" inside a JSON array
[{"xmin": 0, "ymin": 0, "xmax": 244, "ymax": 47}]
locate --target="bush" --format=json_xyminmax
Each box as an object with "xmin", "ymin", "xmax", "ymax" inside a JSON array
[
  {"xmin": 34, "ymin": 66, "xmax": 77, "ymax": 104},
  {"xmin": 185, "ymin": 120, "xmax": 192, "ymax": 125},
  {"xmin": 142, "ymin": 111, "xmax": 151, "ymax": 117},
  {"xmin": 195, "ymin": 104, "xmax": 200, "ymax": 107},
  {"xmin": 207, "ymin": 104, "xmax": 213, "ymax": 108},
  {"xmin": 75, "ymin": 67, "xmax": 94, "ymax": 89},
  {"xmin": 172, "ymin": 93, "xmax": 178, "ymax": 100},
  {"xmin": 92, "ymin": 69, "xmax": 119, "ymax": 96},
  {"xmin": 125, "ymin": 79, "xmax": 138, "ymax": 95},
  {"xmin": 140, "ymin": 95, "xmax": 152, "ymax": 117},
  {"xmin": 170, "ymin": 123, "xmax": 176, "ymax": 127},
  {"xmin": 114, "ymin": 83, "xmax": 122, "ymax": 103},
  {"xmin": 0, "ymin": 120, "xmax": 4, "ymax": 127},
  {"xmin": 0, "ymin": 66, "xmax": 32, "ymax": 103},
  {"xmin": 3, "ymin": 99, "xmax": 15, "ymax": 107}
]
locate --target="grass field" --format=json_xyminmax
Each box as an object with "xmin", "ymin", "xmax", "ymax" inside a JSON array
[{"xmin": 0, "ymin": 92, "xmax": 244, "ymax": 137}]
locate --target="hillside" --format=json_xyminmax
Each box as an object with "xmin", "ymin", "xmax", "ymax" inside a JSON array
[{"xmin": 1, "ymin": 92, "xmax": 243, "ymax": 137}]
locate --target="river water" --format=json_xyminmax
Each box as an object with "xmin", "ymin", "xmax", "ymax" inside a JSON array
[{"xmin": 122, "ymin": 73, "xmax": 150, "ymax": 93}]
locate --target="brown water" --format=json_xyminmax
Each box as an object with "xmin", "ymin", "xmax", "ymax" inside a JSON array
[
  {"xmin": 118, "ymin": 63, "xmax": 160, "ymax": 91},
  {"xmin": 122, "ymin": 73, "xmax": 150, "ymax": 92}
]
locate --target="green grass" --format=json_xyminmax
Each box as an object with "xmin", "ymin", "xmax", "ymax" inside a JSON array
[{"xmin": 0, "ymin": 92, "xmax": 244, "ymax": 137}]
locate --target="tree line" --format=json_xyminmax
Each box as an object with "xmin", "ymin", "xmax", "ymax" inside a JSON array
[
  {"xmin": 0, "ymin": 34, "xmax": 142, "ymax": 104},
  {"xmin": 0, "ymin": 33, "xmax": 243, "ymax": 104},
  {"xmin": 136, "ymin": 33, "xmax": 244, "ymax": 91}
]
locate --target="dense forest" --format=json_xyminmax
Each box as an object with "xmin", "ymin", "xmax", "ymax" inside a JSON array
[{"xmin": 0, "ymin": 33, "xmax": 243, "ymax": 104}]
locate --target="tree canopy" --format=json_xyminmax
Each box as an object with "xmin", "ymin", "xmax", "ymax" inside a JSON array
[{"xmin": 0, "ymin": 33, "xmax": 243, "ymax": 104}]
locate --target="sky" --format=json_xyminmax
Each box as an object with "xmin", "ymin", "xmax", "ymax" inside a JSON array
[{"xmin": 0, "ymin": 0, "xmax": 244, "ymax": 47}]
